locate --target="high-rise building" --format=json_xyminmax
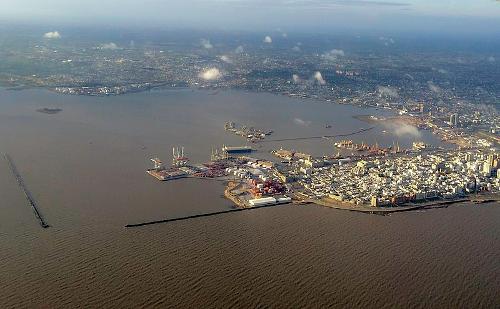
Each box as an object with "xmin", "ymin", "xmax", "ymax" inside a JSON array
[
  {"xmin": 487, "ymin": 154, "xmax": 495, "ymax": 167},
  {"xmin": 483, "ymin": 162, "xmax": 492, "ymax": 176},
  {"xmin": 418, "ymin": 103, "xmax": 425, "ymax": 114},
  {"xmin": 449, "ymin": 113, "xmax": 458, "ymax": 126}
]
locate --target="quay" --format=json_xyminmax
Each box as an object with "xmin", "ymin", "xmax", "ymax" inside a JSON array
[
  {"xmin": 3, "ymin": 153, "xmax": 49, "ymax": 228},
  {"xmin": 125, "ymin": 202, "xmax": 291, "ymax": 228}
]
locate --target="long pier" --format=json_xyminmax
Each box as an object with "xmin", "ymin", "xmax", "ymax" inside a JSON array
[
  {"xmin": 3, "ymin": 153, "xmax": 49, "ymax": 228},
  {"xmin": 259, "ymin": 127, "xmax": 374, "ymax": 143},
  {"xmin": 125, "ymin": 202, "xmax": 290, "ymax": 228}
]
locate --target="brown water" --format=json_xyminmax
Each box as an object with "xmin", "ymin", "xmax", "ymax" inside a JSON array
[{"xmin": 0, "ymin": 88, "xmax": 498, "ymax": 308}]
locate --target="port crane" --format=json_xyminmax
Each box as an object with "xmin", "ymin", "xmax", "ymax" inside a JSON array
[{"xmin": 172, "ymin": 146, "xmax": 189, "ymax": 167}]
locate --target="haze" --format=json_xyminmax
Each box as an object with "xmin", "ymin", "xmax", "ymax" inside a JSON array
[{"xmin": 1, "ymin": 0, "xmax": 499, "ymax": 34}]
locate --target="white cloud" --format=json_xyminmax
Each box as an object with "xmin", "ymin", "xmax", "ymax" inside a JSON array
[
  {"xmin": 234, "ymin": 45, "xmax": 244, "ymax": 53},
  {"xmin": 314, "ymin": 71, "xmax": 326, "ymax": 85},
  {"xmin": 199, "ymin": 68, "xmax": 221, "ymax": 80},
  {"xmin": 220, "ymin": 55, "xmax": 233, "ymax": 63},
  {"xmin": 292, "ymin": 74, "xmax": 301, "ymax": 84},
  {"xmin": 201, "ymin": 38, "xmax": 213, "ymax": 49},
  {"xmin": 383, "ymin": 122, "xmax": 421, "ymax": 138},
  {"xmin": 404, "ymin": 73, "xmax": 414, "ymax": 80},
  {"xmin": 488, "ymin": 56, "xmax": 495, "ymax": 62},
  {"xmin": 427, "ymin": 81, "xmax": 442, "ymax": 94},
  {"xmin": 292, "ymin": 46, "xmax": 301, "ymax": 52},
  {"xmin": 322, "ymin": 49, "xmax": 345, "ymax": 61},
  {"xmin": 43, "ymin": 31, "xmax": 61, "ymax": 39},
  {"xmin": 379, "ymin": 36, "xmax": 395, "ymax": 45},
  {"xmin": 377, "ymin": 86, "xmax": 399, "ymax": 99},
  {"xmin": 263, "ymin": 36, "xmax": 272, "ymax": 43},
  {"xmin": 293, "ymin": 118, "xmax": 311, "ymax": 126},
  {"xmin": 100, "ymin": 42, "xmax": 119, "ymax": 50}
]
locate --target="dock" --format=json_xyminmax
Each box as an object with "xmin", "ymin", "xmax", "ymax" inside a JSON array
[
  {"xmin": 125, "ymin": 202, "xmax": 291, "ymax": 228},
  {"xmin": 3, "ymin": 153, "xmax": 49, "ymax": 228}
]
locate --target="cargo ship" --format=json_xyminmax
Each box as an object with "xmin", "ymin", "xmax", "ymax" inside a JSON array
[{"xmin": 222, "ymin": 145, "xmax": 253, "ymax": 154}]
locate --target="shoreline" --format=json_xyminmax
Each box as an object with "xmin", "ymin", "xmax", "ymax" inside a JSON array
[{"xmin": 308, "ymin": 193, "xmax": 499, "ymax": 215}]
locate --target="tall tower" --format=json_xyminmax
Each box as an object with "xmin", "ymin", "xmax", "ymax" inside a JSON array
[{"xmin": 449, "ymin": 113, "xmax": 458, "ymax": 126}]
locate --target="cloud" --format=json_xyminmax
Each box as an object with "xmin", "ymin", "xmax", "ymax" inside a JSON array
[
  {"xmin": 292, "ymin": 46, "xmax": 301, "ymax": 52},
  {"xmin": 234, "ymin": 45, "xmax": 244, "ymax": 53},
  {"xmin": 377, "ymin": 86, "xmax": 399, "ymax": 99},
  {"xmin": 404, "ymin": 73, "xmax": 414, "ymax": 80},
  {"xmin": 100, "ymin": 42, "xmax": 119, "ymax": 50},
  {"xmin": 201, "ymin": 0, "xmax": 410, "ymax": 9},
  {"xmin": 199, "ymin": 68, "xmax": 221, "ymax": 80},
  {"xmin": 201, "ymin": 39, "xmax": 213, "ymax": 49},
  {"xmin": 263, "ymin": 36, "xmax": 272, "ymax": 43},
  {"xmin": 322, "ymin": 49, "xmax": 345, "ymax": 61},
  {"xmin": 292, "ymin": 74, "xmax": 301, "ymax": 83},
  {"xmin": 383, "ymin": 121, "xmax": 422, "ymax": 138},
  {"xmin": 293, "ymin": 118, "xmax": 311, "ymax": 126},
  {"xmin": 488, "ymin": 56, "xmax": 495, "ymax": 62},
  {"xmin": 313, "ymin": 71, "xmax": 326, "ymax": 85},
  {"xmin": 427, "ymin": 81, "xmax": 442, "ymax": 94},
  {"xmin": 379, "ymin": 36, "xmax": 395, "ymax": 45},
  {"xmin": 43, "ymin": 31, "xmax": 61, "ymax": 39},
  {"xmin": 220, "ymin": 55, "xmax": 233, "ymax": 63}
]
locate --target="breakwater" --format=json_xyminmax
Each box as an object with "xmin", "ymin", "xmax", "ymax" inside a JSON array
[
  {"xmin": 125, "ymin": 202, "xmax": 290, "ymax": 228},
  {"xmin": 4, "ymin": 153, "xmax": 49, "ymax": 228}
]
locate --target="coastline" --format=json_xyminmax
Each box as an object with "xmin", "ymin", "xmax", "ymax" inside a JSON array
[{"xmin": 309, "ymin": 193, "xmax": 500, "ymax": 215}]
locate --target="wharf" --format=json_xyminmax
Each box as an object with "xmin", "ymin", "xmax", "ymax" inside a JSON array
[{"xmin": 224, "ymin": 181, "xmax": 248, "ymax": 208}]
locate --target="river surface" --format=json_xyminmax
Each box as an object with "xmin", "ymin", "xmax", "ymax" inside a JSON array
[{"xmin": 0, "ymin": 88, "xmax": 498, "ymax": 308}]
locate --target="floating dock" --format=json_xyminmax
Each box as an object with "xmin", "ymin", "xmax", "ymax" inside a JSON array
[{"xmin": 4, "ymin": 153, "xmax": 49, "ymax": 228}]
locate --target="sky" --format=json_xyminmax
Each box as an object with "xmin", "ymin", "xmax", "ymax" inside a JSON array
[{"xmin": 0, "ymin": 0, "xmax": 499, "ymax": 33}]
